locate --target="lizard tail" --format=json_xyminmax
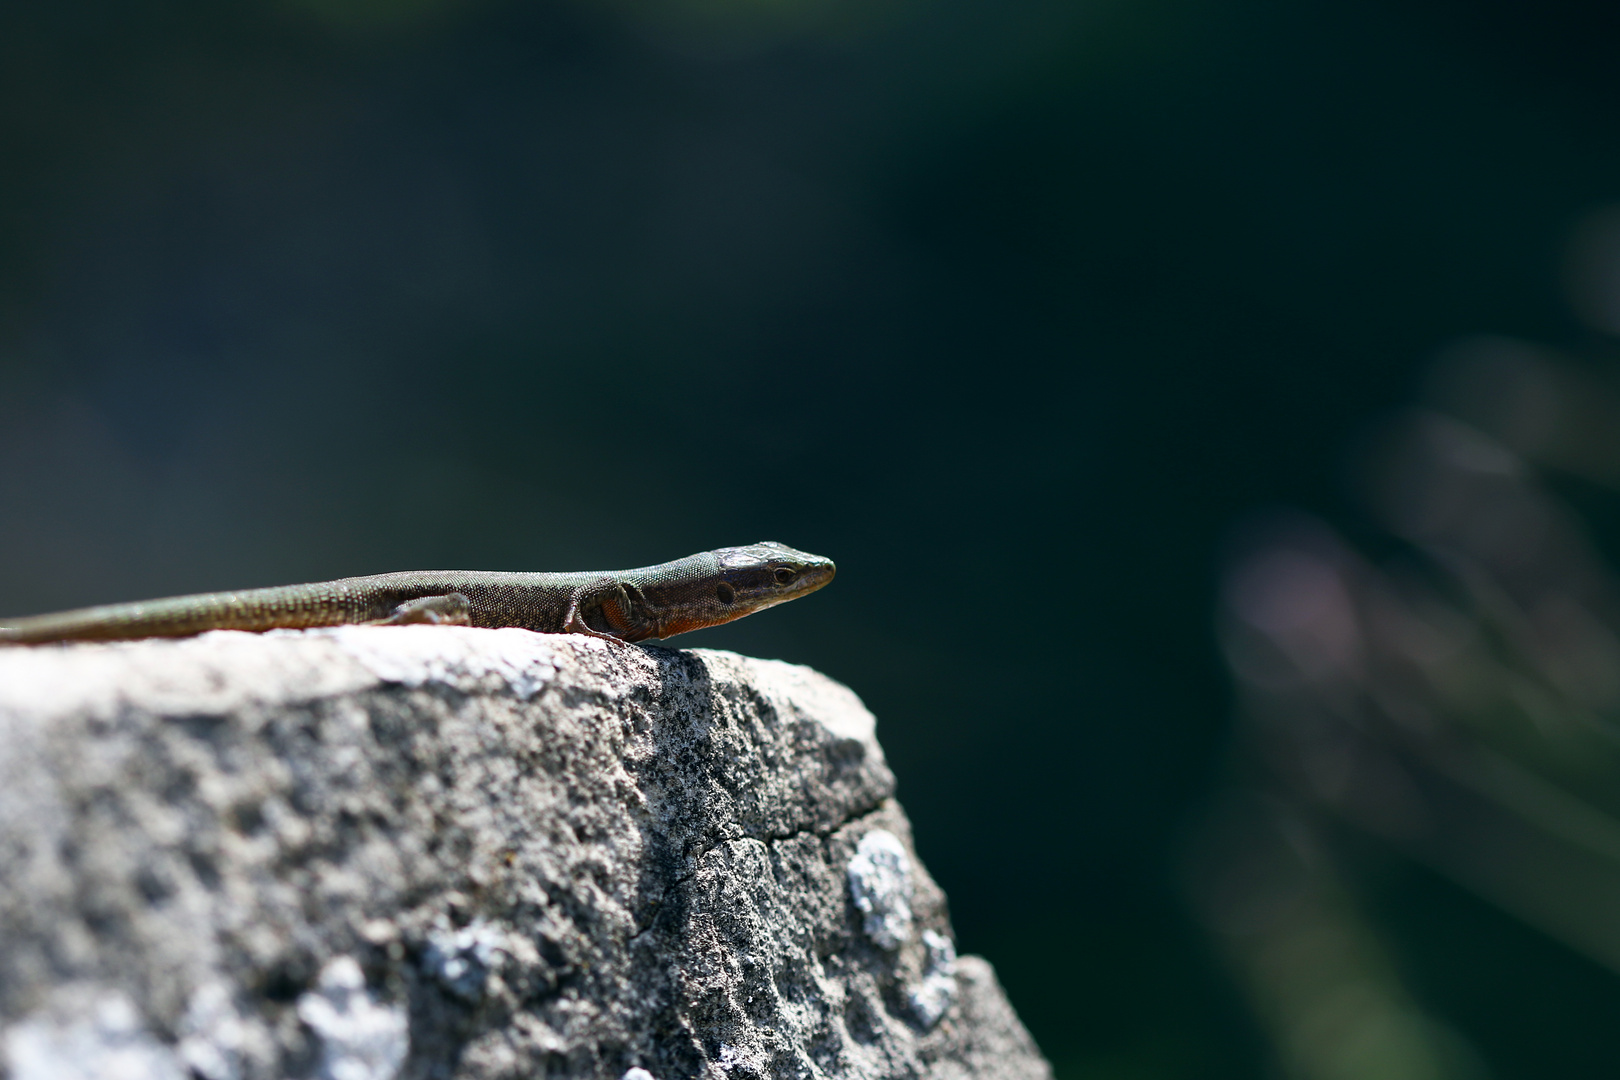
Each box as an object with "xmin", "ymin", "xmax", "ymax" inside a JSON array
[{"xmin": 0, "ymin": 588, "xmax": 357, "ymax": 644}]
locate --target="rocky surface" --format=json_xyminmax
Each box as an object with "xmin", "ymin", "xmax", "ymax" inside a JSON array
[{"xmin": 0, "ymin": 627, "xmax": 1049, "ymax": 1080}]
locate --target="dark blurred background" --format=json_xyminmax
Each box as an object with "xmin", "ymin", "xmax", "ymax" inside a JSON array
[{"xmin": 9, "ymin": 0, "xmax": 1620, "ymax": 1076}]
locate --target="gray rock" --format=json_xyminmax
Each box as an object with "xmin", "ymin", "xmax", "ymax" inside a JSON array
[{"xmin": 0, "ymin": 627, "xmax": 1050, "ymax": 1080}]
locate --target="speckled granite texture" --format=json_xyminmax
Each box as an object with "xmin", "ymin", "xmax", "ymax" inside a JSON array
[{"xmin": 0, "ymin": 627, "xmax": 1049, "ymax": 1080}]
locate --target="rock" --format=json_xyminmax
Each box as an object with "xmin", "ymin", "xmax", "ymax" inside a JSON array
[{"xmin": 0, "ymin": 627, "xmax": 1050, "ymax": 1080}]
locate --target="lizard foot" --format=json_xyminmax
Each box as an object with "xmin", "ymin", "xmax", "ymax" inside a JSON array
[{"xmin": 375, "ymin": 593, "xmax": 473, "ymax": 626}]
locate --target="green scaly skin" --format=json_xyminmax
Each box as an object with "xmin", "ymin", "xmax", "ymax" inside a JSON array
[{"xmin": 0, "ymin": 542, "xmax": 834, "ymax": 645}]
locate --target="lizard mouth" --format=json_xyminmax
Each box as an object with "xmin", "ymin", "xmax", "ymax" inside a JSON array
[
  {"xmin": 794, "ymin": 561, "xmax": 836, "ymax": 596},
  {"xmin": 751, "ymin": 559, "xmax": 836, "ymax": 614}
]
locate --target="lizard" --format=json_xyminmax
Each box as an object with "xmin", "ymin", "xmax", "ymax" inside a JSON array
[{"xmin": 0, "ymin": 541, "xmax": 834, "ymax": 646}]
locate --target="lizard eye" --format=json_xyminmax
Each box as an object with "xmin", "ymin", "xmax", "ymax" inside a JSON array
[
  {"xmin": 773, "ymin": 567, "xmax": 795, "ymax": 585},
  {"xmin": 716, "ymin": 582, "xmax": 736, "ymax": 604}
]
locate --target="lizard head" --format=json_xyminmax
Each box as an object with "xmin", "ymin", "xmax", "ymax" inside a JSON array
[
  {"xmin": 712, "ymin": 542, "xmax": 837, "ymax": 616},
  {"xmin": 642, "ymin": 541, "xmax": 835, "ymax": 639}
]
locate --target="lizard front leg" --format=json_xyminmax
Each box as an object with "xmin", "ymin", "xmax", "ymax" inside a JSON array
[{"xmin": 562, "ymin": 583, "xmax": 657, "ymax": 642}]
